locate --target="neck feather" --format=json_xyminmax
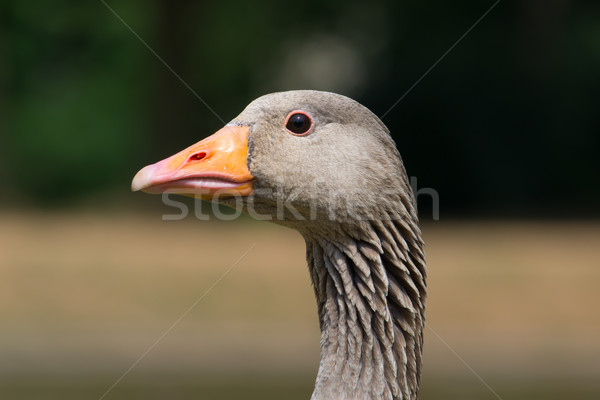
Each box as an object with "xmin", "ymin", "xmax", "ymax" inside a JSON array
[{"xmin": 303, "ymin": 217, "xmax": 426, "ymax": 400}]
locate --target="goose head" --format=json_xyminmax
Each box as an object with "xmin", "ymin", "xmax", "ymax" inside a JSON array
[
  {"xmin": 132, "ymin": 90, "xmax": 426, "ymax": 400},
  {"xmin": 133, "ymin": 90, "xmax": 415, "ymax": 229}
]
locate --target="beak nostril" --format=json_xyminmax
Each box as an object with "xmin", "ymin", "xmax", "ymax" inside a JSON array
[{"xmin": 189, "ymin": 151, "xmax": 207, "ymax": 162}]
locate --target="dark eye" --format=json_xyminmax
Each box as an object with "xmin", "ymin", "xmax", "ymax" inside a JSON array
[{"xmin": 285, "ymin": 111, "xmax": 313, "ymax": 135}]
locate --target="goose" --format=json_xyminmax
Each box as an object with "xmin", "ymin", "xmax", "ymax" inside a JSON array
[{"xmin": 132, "ymin": 90, "xmax": 426, "ymax": 400}]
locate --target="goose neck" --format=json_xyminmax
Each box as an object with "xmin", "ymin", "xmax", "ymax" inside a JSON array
[{"xmin": 304, "ymin": 220, "xmax": 426, "ymax": 400}]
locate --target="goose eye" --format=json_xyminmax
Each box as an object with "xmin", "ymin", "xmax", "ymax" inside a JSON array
[{"xmin": 285, "ymin": 111, "xmax": 313, "ymax": 135}]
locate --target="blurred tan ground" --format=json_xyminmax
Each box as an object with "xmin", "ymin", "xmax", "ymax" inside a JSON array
[{"xmin": 1, "ymin": 212, "xmax": 599, "ymax": 393}]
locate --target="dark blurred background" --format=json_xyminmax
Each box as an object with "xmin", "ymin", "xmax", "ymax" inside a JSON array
[
  {"xmin": 1, "ymin": 1, "xmax": 599, "ymax": 400},
  {"xmin": 1, "ymin": 0, "xmax": 598, "ymax": 216}
]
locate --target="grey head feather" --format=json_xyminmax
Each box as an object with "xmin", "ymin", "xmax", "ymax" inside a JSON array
[{"xmin": 223, "ymin": 90, "xmax": 426, "ymax": 400}]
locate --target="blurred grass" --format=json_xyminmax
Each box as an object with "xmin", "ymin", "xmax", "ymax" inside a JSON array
[
  {"xmin": 2, "ymin": 376, "xmax": 599, "ymax": 400},
  {"xmin": 0, "ymin": 212, "xmax": 599, "ymax": 399}
]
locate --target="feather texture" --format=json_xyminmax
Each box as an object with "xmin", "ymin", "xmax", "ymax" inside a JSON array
[{"xmin": 306, "ymin": 216, "xmax": 426, "ymax": 400}]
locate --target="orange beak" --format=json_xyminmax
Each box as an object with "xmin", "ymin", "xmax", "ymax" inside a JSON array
[{"xmin": 131, "ymin": 126, "xmax": 253, "ymax": 199}]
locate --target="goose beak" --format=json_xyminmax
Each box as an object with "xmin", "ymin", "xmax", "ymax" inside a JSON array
[{"xmin": 131, "ymin": 125, "xmax": 254, "ymax": 199}]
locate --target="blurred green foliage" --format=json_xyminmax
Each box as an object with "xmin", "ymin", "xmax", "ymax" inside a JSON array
[{"xmin": 1, "ymin": 0, "xmax": 598, "ymax": 215}]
